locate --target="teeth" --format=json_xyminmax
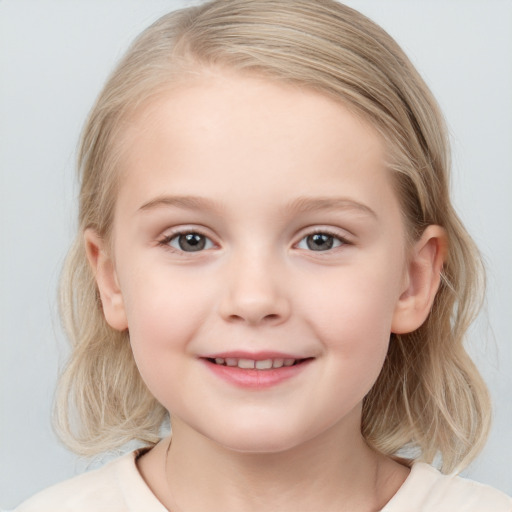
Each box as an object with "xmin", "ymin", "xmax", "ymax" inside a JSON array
[
  {"xmin": 255, "ymin": 359, "xmax": 273, "ymax": 370},
  {"xmin": 212, "ymin": 357, "xmax": 298, "ymax": 369}
]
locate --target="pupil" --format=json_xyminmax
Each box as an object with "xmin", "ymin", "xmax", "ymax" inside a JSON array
[
  {"xmin": 307, "ymin": 233, "xmax": 333, "ymax": 251},
  {"xmin": 179, "ymin": 233, "xmax": 205, "ymax": 252}
]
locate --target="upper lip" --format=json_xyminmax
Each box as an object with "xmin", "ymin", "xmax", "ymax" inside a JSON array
[{"xmin": 200, "ymin": 351, "xmax": 311, "ymax": 361}]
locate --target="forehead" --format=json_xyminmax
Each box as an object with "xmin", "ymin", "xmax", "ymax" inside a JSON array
[{"xmin": 114, "ymin": 71, "xmax": 399, "ymax": 221}]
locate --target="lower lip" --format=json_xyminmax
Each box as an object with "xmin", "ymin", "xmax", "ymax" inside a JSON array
[{"xmin": 202, "ymin": 359, "xmax": 312, "ymax": 389}]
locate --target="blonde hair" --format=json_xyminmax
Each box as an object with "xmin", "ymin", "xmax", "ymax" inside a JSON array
[{"xmin": 55, "ymin": 0, "xmax": 490, "ymax": 472}]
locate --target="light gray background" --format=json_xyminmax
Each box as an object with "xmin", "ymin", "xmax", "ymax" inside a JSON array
[{"xmin": 1, "ymin": 0, "xmax": 511, "ymax": 508}]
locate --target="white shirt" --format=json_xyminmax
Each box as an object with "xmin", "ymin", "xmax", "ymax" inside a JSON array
[{"xmin": 16, "ymin": 451, "xmax": 512, "ymax": 511}]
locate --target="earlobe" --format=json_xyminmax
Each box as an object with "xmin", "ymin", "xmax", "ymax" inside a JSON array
[
  {"xmin": 84, "ymin": 228, "xmax": 128, "ymax": 331},
  {"xmin": 391, "ymin": 225, "xmax": 447, "ymax": 334}
]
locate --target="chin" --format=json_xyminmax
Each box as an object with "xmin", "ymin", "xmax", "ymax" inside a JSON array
[
  {"xmin": 220, "ymin": 438, "xmax": 301, "ymax": 455},
  {"xmin": 206, "ymin": 421, "xmax": 315, "ymax": 455}
]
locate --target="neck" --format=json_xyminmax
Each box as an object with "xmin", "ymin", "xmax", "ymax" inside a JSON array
[{"xmin": 138, "ymin": 413, "xmax": 408, "ymax": 512}]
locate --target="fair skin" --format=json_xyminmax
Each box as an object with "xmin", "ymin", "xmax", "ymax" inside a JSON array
[{"xmin": 86, "ymin": 70, "xmax": 445, "ymax": 511}]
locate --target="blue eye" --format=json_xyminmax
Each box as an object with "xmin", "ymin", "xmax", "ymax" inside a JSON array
[
  {"xmin": 297, "ymin": 232, "xmax": 344, "ymax": 251},
  {"xmin": 166, "ymin": 232, "xmax": 214, "ymax": 252}
]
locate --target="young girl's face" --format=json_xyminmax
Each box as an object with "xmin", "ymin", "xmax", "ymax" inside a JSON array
[{"xmin": 92, "ymin": 70, "xmax": 420, "ymax": 453}]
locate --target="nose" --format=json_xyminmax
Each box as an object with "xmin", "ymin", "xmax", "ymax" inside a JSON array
[{"xmin": 218, "ymin": 251, "xmax": 291, "ymax": 326}]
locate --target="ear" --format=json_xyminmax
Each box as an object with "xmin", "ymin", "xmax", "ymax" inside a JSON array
[
  {"xmin": 84, "ymin": 228, "xmax": 128, "ymax": 331},
  {"xmin": 391, "ymin": 225, "xmax": 447, "ymax": 334}
]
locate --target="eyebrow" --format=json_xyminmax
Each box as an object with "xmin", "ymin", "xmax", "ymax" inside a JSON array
[
  {"xmin": 285, "ymin": 196, "xmax": 377, "ymax": 218},
  {"xmin": 139, "ymin": 195, "xmax": 222, "ymax": 213},
  {"xmin": 138, "ymin": 194, "xmax": 377, "ymax": 218}
]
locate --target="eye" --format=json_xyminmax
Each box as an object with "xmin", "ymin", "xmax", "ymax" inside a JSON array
[
  {"xmin": 163, "ymin": 232, "xmax": 214, "ymax": 252},
  {"xmin": 296, "ymin": 232, "xmax": 345, "ymax": 252}
]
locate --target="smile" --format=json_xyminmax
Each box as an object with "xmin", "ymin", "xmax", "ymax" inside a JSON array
[
  {"xmin": 209, "ymin": 357, "xmax": 298, "ymax": 370},
  {"xmin": 202, "ymin": 355, "xmax": 314, "ymax": 389}
]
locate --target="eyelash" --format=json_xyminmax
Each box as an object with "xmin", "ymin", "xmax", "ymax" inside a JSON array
[
  {"xmin": 157, "ymin": 228, "xmax": 351, "ymax": 254},
  {"xmin": 157, "ymin": 229, "xmax": 215, "ymax": 253},
  {"xmin": 296, "ymin": 228, "xmax": 351, "ymax": 252}
]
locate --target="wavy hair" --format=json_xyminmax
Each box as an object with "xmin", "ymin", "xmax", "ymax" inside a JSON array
[{"xmin": 55, "ymin": 0, "xmax": 490, "ymax": 472}]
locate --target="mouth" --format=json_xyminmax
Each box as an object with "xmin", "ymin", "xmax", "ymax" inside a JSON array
[
  {"xmin": 201, "ymin": 354, "xmax": 314, "ymax": 389},
  {"xmin": 205, "ymin": 357, "xmax": 310, "ymax": 370}
]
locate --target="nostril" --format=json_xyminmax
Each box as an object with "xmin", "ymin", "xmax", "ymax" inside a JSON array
[
  {"xmin": 227, "ymin": 313, "xmax": 281, "ymax": 325},
  {"xmin": 227, "ymin": 313, "xmax": 248, "ymax": 322},
  {"xmin": 219, "ymin": 294, "xmax": 291, "ymax": 325}
]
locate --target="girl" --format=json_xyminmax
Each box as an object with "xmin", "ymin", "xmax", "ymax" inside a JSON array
[{"xmin": 15, "ymin": 0, "xmax": 512, "ymax": 510}]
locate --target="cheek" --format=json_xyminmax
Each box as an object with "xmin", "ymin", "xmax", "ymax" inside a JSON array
[
  {"xmin": 310, "ymin": 282, "xmax": 397, "ymax": 408},
  {"xmin": 302, "ymin": 259, "xmax": 404, "ymax": 364},
  {"xmin": 117, "ymin": 269, "xmax": 210, "ymax": 375}
]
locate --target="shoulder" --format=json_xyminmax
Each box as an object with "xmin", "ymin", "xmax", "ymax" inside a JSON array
[
  {"xmin": 14, "ymin": 450, "xmax": 166, "ymax": 512},
  {"xmin": 383, "ymin": 462, "xmax": 512, "ymax": 512},
  {"xmin": 15, "ymin": 454, "xmax": 129, "ymax": 512}
]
